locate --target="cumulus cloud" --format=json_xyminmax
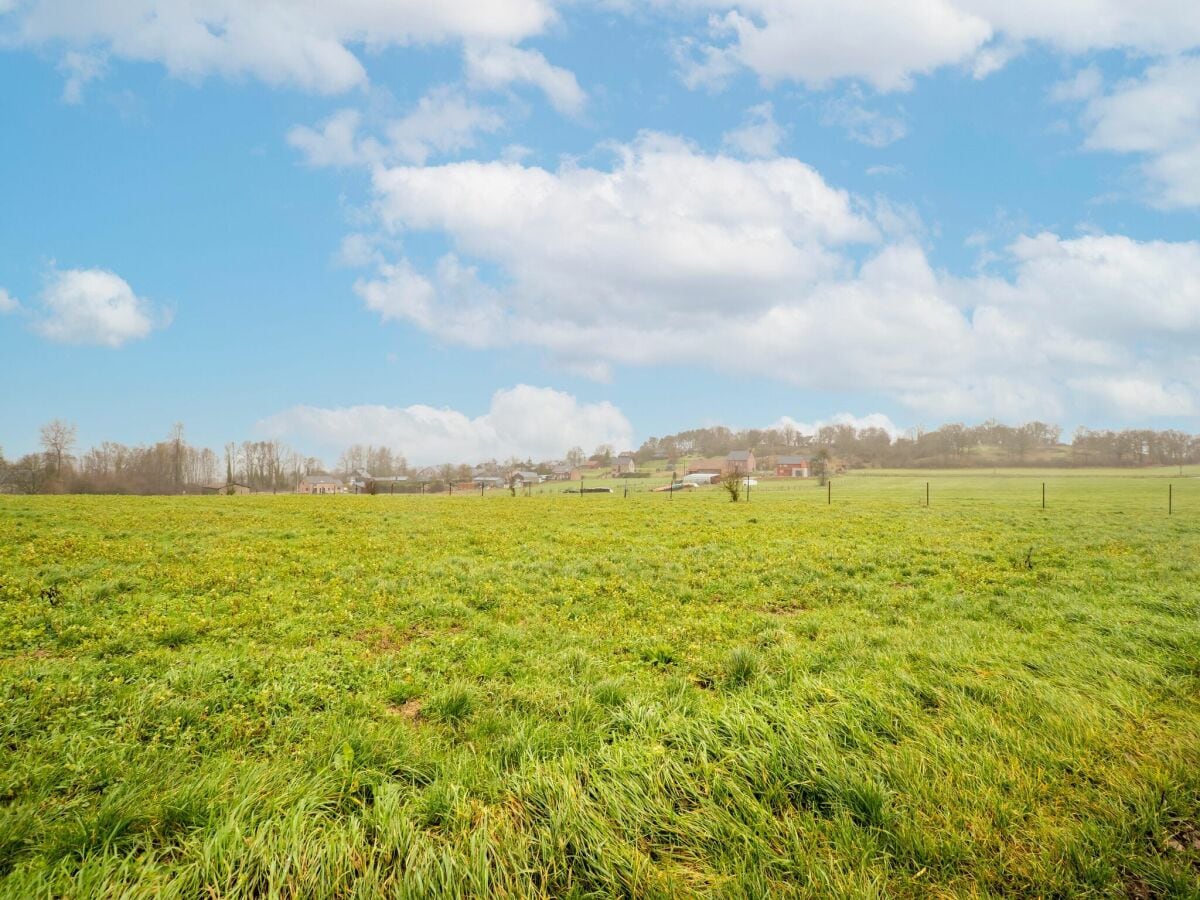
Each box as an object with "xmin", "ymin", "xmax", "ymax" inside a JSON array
[
  {"xmin": 288, "ymin": 89, "xmax": 505, "ymax": 169},
  {"xmin": 257, "ymin": 385, "xmax": 633, "ymax": 465},
  {"xmin": 721, "ymin": 102, "xmax": 784, "ymax": 158},
  {"xmin": 465, "ymin": 43, "xmax": 587, "ymax": 116},
  {"xmin": 8, "ymin": 0, "xmax": 559, "ymax": 94},
  {"xmin": 1069, "ymin": 55, "xmax": 1200, "ymax": 208},
  {"xmin": 0, "ymin": 287, "xmax": 20, "ymax": 314},
  {"xmin": 669, "ymin": 0, "xmax": 1200, "ymax": 91},
  {"xmin": 33, "ymin": 268, "xmax": 165, "ymax": 347},
  {"xmin": 342, "ymin": 134, "xmax": 1200, "ymax": 421}
]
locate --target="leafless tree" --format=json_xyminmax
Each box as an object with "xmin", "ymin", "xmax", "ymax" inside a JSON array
[{"xmin": 39, "ymin": 419, "xmax": 77, "ymax": 479}]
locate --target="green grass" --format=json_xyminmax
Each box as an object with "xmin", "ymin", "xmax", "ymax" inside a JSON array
[{"xmin": 1, "ymin": 471, "xmax": 1199, "ymax": 897}]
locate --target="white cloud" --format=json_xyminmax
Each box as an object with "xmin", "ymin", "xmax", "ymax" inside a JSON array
[
  {"xmin": 465, "ymin": 43, "xmax": 587, "ymax": 116},
  {"xmin": 822, "ymin": 91, "xmax": 908, "ymax": 147},
  {"xmin": 1049, "ymin": 65, "xmax": 1102, "ymax": 103},
  {"xmin": 10, "ymin": 0, "xmax": 560, "ymax": 94},
  {"xmin": 57, "ymin": 50, "xmax": 106, "ymax": 104},
  {"xmin": 288, "ymin": 109, "xmax": 365, "ymax": 168},
  {"xmin": 669, "ymin": 1, "xmax": 1200, "ymax": 92},
  {"xmin": 383, "ymin": 88, "xmax": 505, "ymax": 165},
  {"xmin": 288, "ymin": 89, "xmax": 504, "ymax": 168},
  {"xmin": 342, "ymin": 135, "xmax": 1200, "ymax": 421},
  {"xmin": 1069, "ymin": 375, "xmax": 1195, "ymax": 417},
  {"xmin": 1072, "ymin": 55, "xmax": 1200, "ymax": 208},
  {"xmin": 680, "ymin": 0, "xmax": 993, "ymax": 92},
  {"xmin": 721, "ymin": 102, "xmax": 784, "ymax": 158},
  {"xmin": 257, "ymin": 384, "xmax": 633, "ymax": 465},
  {"xmin": 0, "ymin": 287, "xmax": 20, "ymax": 314},
  {"xmin": 34, "ymin": 267, "xmax": 164, "ymax": 347}
]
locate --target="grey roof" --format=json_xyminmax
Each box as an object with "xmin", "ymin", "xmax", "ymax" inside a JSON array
[
  {"xmin": 726, "ymin": 450, "xmax": 753, "ymax": 461},
  {"xmin": 777, "ymin": 455, "xmax": 809, "ymax": 465},
  {"xmin": 514, "ymin": 470, "xmax": 541, "ymax": 480}
]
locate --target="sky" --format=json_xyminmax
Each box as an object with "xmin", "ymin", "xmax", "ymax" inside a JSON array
[{"xmin": 1, "ymin": 1, "xmax": 1198, "ymax": 465}]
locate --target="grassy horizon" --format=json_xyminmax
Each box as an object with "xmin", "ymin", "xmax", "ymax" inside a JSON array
[{"xmin": 1, "ymin": 475, "xmax": 1198, "ymax": 896}]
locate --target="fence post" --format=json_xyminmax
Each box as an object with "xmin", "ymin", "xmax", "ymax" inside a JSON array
[
  {"xmin": 926, "ymin": 481, "xmax": 929, "ymax": 507},
  {"xmin": 827, "ymin": 480, "xmax": 831, "ymax": 505},
  {"xmin": 1169, "ymin": 483, "xmax": 1173, "ymax": 516},
  {"xmin": 1042, "ymin": 482, "xmax": 1045, "ymax": 510}
]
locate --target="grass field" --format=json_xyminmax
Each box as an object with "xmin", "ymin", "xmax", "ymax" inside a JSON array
[{"xmin": 1, "ymin": 471, "xmax": 1199, "ymax": 897}]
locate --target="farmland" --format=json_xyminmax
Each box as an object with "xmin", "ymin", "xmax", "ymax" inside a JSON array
[{"xmin": 1, "ymin": 472, "xmax": 1199, "ymax": 897}]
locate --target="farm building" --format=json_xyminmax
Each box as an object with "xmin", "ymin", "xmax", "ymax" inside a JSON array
[
  {"xmin": 612, "ymin": 455, "xmax": 637, "ymax": 476},
  {"xmin": 549, "ymin": 465, "xmax": 579, "ymax": 481},
  {"xmin": 472, "ymin": 476, "xmax": 505, "ymax": 488},
  {"xmin": 201, "ymin": 481, "xmax": 251, "ymax": 495},
  {"xmin": 511, "ymin": 470, "xmax": 542, "ymax": 485},
  {"xmin": 297, "ymin": 475, "xmax": 344, "ymax": 495},
  {"xmin": 725, "ymin": 450, "xmax": 756, "ymax": 474},
  {"xmin": 686, "ymin": 457, "xmax": 726, "ymax": 476},
  {"xmin": 776, "ymin": 455, "xmax": 810, "ymax": 478}
]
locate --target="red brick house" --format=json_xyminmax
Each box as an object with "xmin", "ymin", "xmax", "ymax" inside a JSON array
[
  {"xmin": 725, "ymin": 450, "xmax": 756, "ymax": 475},
  {"xmin": 775, "ymin": 455, "xmax": 810, "ymax": 478}
]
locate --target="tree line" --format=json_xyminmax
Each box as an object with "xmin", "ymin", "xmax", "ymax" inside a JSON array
[
  {"xmin": 0, "ymin": 421, "xmax": 328, "ymax": 494},
  {"xmin": 2, "ymin": 417, "xmax": 1197, "ymax": 495},
  {"xmin": 634, "ymin": 421, "xmax": 1199, "ymax": 469}
]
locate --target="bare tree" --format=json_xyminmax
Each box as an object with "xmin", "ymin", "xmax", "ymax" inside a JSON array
[{"xmin": 39, "ymin": 419, "xmax": 77, "ymax": 479}]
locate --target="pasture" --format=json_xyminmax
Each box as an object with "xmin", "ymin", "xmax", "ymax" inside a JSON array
[{"xmin": 1, "ymin": 472, "xmax": 1198, "ymax": 897}]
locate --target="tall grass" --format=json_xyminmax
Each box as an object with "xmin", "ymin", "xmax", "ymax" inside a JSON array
[{"xmin": 0, "ymin": 476, "xmax": 1197, "ymax": 896}]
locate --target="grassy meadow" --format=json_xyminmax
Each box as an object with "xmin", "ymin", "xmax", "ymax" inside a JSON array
[{"xmin": 1, "ymin": 471, "xmax": 1199, "ymax": 897}]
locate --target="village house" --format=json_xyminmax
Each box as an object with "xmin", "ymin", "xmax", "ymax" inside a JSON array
[
  {"xmin": 725, "ymin": 450, "xmax": 756, "ymax": 475},
  {"xmin": 611, "ymin": 454, "xmax": 637, "ymax": 476},
  {"xmin": 472, "ymin": 475, "xmax": 506, "ymax": 489},
  {"xmin": 297, "ymin": 475, "xmax": 344, "ymax": 495},
  {"xmin": 775, "ymin": 455, "xmax": 810, "ymax": 478},
  {"xmin": 511, "ymin": 470, "xmax": 542, "ymax": 486},
  {"xmin": 549, "ymin": 464, "xmax": 579, "ymax": 481}
]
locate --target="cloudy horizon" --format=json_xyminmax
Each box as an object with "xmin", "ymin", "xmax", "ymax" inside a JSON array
[{"xmin": 2, "ymin": 1, "xmax": 1197, "ymax": 459}]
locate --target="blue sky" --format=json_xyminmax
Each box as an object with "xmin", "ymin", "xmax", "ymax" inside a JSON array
[{"xmin": 1, "ymin": 2, "xmax": 1198, "ymax": 464}]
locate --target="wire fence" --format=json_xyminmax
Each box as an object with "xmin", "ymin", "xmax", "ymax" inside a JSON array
[{"xmin": 348, "ymin": 471, "xmax": 1198, "ymax": 518}]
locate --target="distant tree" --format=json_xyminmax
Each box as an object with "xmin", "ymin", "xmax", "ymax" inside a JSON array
[
  {"xmin": 812, "ymin": 448, "xmax": 832, "ymax": 486},
  {"xmin": 39, "ymin": 419, "xmax": 77, "ymax": 480},
  {"xmin": 592, "ymin": 444, "xmax": 614, "ymax": 465},
  {"xmin": 566, "ymin": 446, "xmax": 585, "ymax": 467},
  {"xmin": 720, "ymin": 469, "xmax": 743, "ymax": 502}
]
